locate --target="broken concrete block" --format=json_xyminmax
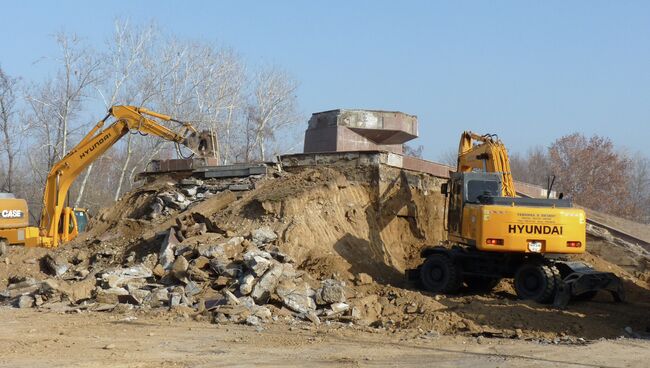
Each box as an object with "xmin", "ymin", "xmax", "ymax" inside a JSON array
[
  {"xmin": 356, "ymin": 273, "xmax": 373, "ymax": 285},
  {"xmin": 0, "ymin": 278, "xmax": 40, "ymax": 299},
  {"xmin": 43, "ymin": 254, "xmax": 70, "ymax": 277},
  {"xmin": 152, "ymin": 264, "xmax": 166, "ymax": 278},
  {"xmin": 16, "ymin": 295, "xmax": 35, "ymax": 308},
  {"xmin": 212, "ymin": 276, "xmax": 230, "ymax": 288},
  {"xmin": 40, "ymin": 277, "xmax": 95, "ymax": 303},
  {"xmin": 329, "ymin": 302, "xmax": 350, "ymax": 314},
  {"xmin": 128, "ymin": 289, "xmax": 151, "ymax": 305},
  {"xmin": 101, "ymin": 264, "xmax": 153, "ymax": 288},
  {"xmin": 159, "ymin": 228, "xmax": 181, "ymax": 270},
  {"xmin": 188, "ymin": 266, "xmax": 210, "ymax": 282},
  {"xmin": 95, "ymin": 287, "xmax": 129, "ymax": 304},
  {"xmin": 149, "ymin": 198, "xmax": 165, "ymax": 219},
  {"xmin": 246, "ymin": 315, "xmax": 261, "ymax": 326},
  {"xmin": 276, "ymin": 279, "xmax": 316, "ymax": 314},
  {"xmin": 218, "ymin": 237, "xmax": 245, "ymax": 258},
  {"xmin": 184, "ymin": 280, "xmax": 202, "ymax": 297},
  {"xmin": 224, "ymin": 290, "xmax": 240, "ymax": 305},
  {"xmin": 239, "ymin": 274, "xmax": 255, "ymax": 296},
  {"xmin": 73, "ymin": 250, "xmax": 88, "ymax": 264},
  {"xmin": 146, "ymin": 288, "xmax": 170, "ymax": 307},
  {"xmin": 181, "ymin": 178, "xmax": 204, "ymax": 186},
  {"xmin": 209, "ymin": 258, "xmax": 241, "ymax": 278},
  {"xmin": 252, "ymin": 305, "xmax": 272, "ymax": 320},
  {"xmin": 251, "ymin": 227, "xmax": 277, "ymax": 245},
  {"xmin": 250, "ymin": 263, "xmax": 284, "ymax": 304},
  {"xmin": 192, "ymin": 256, "xmax": 210, "ymax": 269},
  {"xmin": 316, "ymin": 279, "xmax": 346, "ymax": 305},
  {"xmin": 171, "ymin": 256, "xmax": 189, "ymax": 283},
  {"xmin": 159, "ymin": 191, "xmax": 190, "ymax": 210},
  {"xmin": 350, "ymin": 307, "xmax": 362, "ymax": 320},
  {"xmin": 197, "ymin": 244, "xmax": 224, "ymax": 258},
  {"xmin": 182, "ymin": 186, "xmax": 198, "ymax": 197},
  {"xmin": 34, "ymin": 294, "xmax": 44, "ymax": 306},
  {"xmin": 243, "ymin": 253, "xmax": 272, "ymax": 277}
]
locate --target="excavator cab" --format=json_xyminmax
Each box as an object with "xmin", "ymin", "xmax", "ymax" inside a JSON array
[
  {"xmin": 412, "ymin": 130, "xmax": 624, "ymax": 307},
  {"xmin": 56, "ymin": 208, "xmax": 88, "ymax": 243},
  {"xmin": 73, "ymin": 208, "xmax": 89, "ymax": 233},
  {"xmin": 445, "ymin": 172, "xmax": 503, "ymax": 238}
]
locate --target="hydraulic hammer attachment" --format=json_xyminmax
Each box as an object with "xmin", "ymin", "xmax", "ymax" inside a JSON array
[{"xmin": 553, "ymin": 261, "xmax": 625, "ymax": 308}]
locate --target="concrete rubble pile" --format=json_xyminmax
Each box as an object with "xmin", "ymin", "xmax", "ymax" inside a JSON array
[
  {"xmin": 0, "ymin": 223, "xmax": 353, "ymax": 327},
  {"xmin": 146, "ymin": 176, "xmax": 258, "ymax": 220}
]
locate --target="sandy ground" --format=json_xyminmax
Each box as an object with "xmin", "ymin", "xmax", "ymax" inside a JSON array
[{"xmin": 0, "ymin": 308, "xmax": 648, "ymax": 368}]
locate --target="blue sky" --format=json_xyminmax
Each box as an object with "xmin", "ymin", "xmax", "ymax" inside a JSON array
[{"xmin": 1, "ymin": 1, "xmax": 649, "ymax": 160}]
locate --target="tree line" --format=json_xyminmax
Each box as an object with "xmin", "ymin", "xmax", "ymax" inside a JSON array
[
  {"xmin": 0, "ymin": 20, "xmax": 301, "ymax": 223},
  {"xmin": 509, "ymin": 133, "xmax": 650, "ymax": 223}
]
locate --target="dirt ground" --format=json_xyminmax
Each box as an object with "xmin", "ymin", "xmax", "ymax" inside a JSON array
[
  {"xmin": 1, "ymin": 165, "xmax": 649, "ymax": 367},
  {"xmin": 0, "ymin": 308, "xmax": 648, "ymax": 368}
]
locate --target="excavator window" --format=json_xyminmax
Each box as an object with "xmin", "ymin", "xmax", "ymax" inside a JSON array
[
  {"xmin": 466, "ymin": 179, "xmax": 500, "ymax": 204},
  {"xmin": 74, "ymin": 210, "xmax": 88, "ymax": 233}
]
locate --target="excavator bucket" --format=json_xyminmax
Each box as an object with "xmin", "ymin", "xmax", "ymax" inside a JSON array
[
  {"xmin": 183, "ymin": 130, "xmax": 218, "ymax": 158},
  {"xmin": 553, "ymin": 261, "xmax": 625, "ymax": 308}
]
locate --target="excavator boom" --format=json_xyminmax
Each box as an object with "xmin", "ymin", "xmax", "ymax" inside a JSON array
[
  {"xmin": 38, "ymin": 105, "xmax": 205, "ymax": 247},
  {"xmin": 457, "ymin": 131, "xmax": 516, "ymax": 197}
]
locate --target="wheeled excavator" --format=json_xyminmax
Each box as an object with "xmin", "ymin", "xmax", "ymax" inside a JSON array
[
  {"xmin": 0, "ymin": 105, "xmax": 212, "ymax": 248},
  {"xmin": 411, "ymin": 131, "xmax": 623, "ymax": 307}
]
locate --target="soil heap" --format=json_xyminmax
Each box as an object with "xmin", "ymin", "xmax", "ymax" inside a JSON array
[{"xmin": 1, "ymin": 164, "xmax": 648, "ymax": 341}]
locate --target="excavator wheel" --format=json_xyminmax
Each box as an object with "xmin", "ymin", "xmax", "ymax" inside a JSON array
[
  {"xmin": 514, "ymin": 262, "xmax": 561, "ymax": 304},
  {"xmin": 419, "ymin": 253, "xmax": 462, "ymax": 294},
  {"xmin": 465, "ymin": 276, "xmax": 501, "ymax": 292}
]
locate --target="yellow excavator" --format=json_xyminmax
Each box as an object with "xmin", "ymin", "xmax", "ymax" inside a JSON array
[
  {"xmin": 411, "ymin": 131, "xmax": 623, "ymax": 307},
  {"xmin": 0, "ymin": 105, "xmax": 210, "ymax": 248}
]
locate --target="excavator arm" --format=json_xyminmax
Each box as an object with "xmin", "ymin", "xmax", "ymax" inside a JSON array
[
  {"xmin": 457, "ymin": 131, "xmax": 516, "ymax": 197},
  {"xmin": 39, "ymin": 105, "xmax": 202, "ymax": 247}
]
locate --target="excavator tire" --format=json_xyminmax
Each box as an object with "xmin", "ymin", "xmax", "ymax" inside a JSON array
[
  {"xmin": 419, "ymin": 253, "xmax": 462, "ymax": 294},
  {"xmin": 514, "ymin": 262, "xmax": 561, "ymax": 304},
  {"xmin": 465, "ymin": 276, "xmax": 501, "ymax": 292}
]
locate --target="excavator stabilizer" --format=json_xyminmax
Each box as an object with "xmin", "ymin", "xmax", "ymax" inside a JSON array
[{"xmin": 553, "ymin": 261, "xmax": 625, "ymax": 308}]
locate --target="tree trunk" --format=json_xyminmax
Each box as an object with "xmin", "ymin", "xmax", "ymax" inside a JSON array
[
  {"xmin": 73, "ymin": 163, "xmax": 93, "ymax": 207},
  {"xmin": 114, "ymin": 134, "xmax": 133, "ymax": 201}
]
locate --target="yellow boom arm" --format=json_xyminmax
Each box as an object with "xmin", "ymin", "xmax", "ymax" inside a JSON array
[
  {"xmin": 457, "ymin": 131, "xmax": 516, "ymax": 197},
  {"xmin": 39, "ymin": 105, "xmax": 198, "ymax": 247}
]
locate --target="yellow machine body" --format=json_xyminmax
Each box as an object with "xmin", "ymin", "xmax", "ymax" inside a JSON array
[{"xmin": 455, "ymin": 204, "xmax": 586, "ymax": 254}]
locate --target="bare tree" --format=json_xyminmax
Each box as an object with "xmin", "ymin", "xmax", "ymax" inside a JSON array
[
  {"xmin": 403, "ymin": 144, "xmax": 424, "ymax": 158},
  {"xmin": 548, "ymin": 133, "xmax": 633, "ymax": 217},
  {"xmin": 0, "ymin": 67, "xmax": 19, "ymax": 192},
  {"xmin": 74, "ymin": 19, "xmax": 155, "ymax": 204},
  {"xmin": 25, "ymin": 32, "xmax": 102, "ymax": 172},
  {"xmin": 628, "ymin": 153, "xmax": 650, "ymax": 223},
  {"xmin": 436, "ymin": 147, "xmax": 458, "ymax": 167},
  {"xmin": 509, "ymin": 146, "xmax": 550, "ymax": 187},
  {"xmin": 247, "ymin": 67, "xmax": 299, "ymax": 161}
]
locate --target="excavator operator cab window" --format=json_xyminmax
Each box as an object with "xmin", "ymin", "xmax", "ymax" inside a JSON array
[
  {"xmin": 466, "ymin": 180, "xmax": 501, "ymax": 203},
  {"xmin": 74, "ymin": 210, "xmax": 88, "ymax": 233},
  {"xmin": 461, "ymin": 172, "xmax": 503, "ymax": 204}
]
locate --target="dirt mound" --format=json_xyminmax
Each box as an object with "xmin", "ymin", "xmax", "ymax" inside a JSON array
[{"xmin": 1, "ymin": 165, "xmax": 649, "ymax": 341}]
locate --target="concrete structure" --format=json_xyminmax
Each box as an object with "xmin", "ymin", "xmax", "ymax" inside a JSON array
[
  {"xmin": 303, "ymin": 109, "xmax": 418, "ymax": 154},
  {"xmin": 280, "ymin": 151, "xmax": 555, "ymax": 199}
]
